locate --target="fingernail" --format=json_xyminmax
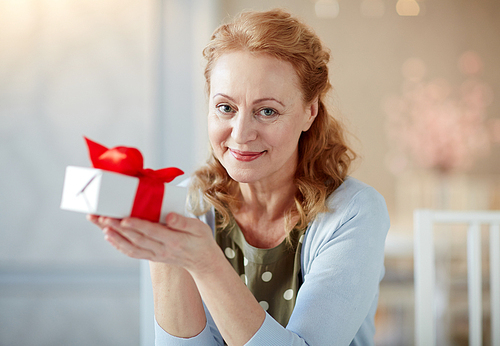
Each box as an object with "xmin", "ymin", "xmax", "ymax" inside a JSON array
[
  {"xmin": 167, "ymin": 213, "xmax": 177, "ymax": 225},
  {"xmin": 104, "ymin": 232, "xmax": 111, "ymax": 241}
]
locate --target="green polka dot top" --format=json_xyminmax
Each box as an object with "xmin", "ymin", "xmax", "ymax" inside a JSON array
[{"xmin": 215, "ymin": 213, "xmax": 305, "ymax": 327}]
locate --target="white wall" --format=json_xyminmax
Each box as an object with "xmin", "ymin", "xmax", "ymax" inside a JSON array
[{"xmin": 0, "ymin": 0, "xmax": 218, "ymax": 344}]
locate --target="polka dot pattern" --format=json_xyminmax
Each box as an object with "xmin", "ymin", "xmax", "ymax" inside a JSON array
[
  {"xmin": 283, "ymin": 289, "xmax": 294, "ymax": 301},
  {"xmin": 224, "ymin": 247, "xmax": 235, "ymax": 259},
  {"xmin": 241, "ymin": 274, "xmax": 248, "ymax": 285},
  {"xmin": 261, "ymin": 271, "xmax": 273, "ymax": 282},
  {"xmin": 259, "ymin": 301, "xmax": 269, "ymax": 311},
  {"xmin": 214, "ymin": 214, "xmax": 305, "ymax": 327}
]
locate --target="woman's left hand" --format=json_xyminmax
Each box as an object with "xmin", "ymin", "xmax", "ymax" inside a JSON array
[{"xmin": 88, "ymin": 213, "xmax": 219, "ymax": 273}]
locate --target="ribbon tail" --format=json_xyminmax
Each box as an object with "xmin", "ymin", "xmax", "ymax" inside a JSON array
[
  {"xmin": 84, "ymin": 137, "xmax": 109, "ymax": 168},
  {"xmin": 155, "ymin": 167, "xmax": 184, "ymax": 183}
]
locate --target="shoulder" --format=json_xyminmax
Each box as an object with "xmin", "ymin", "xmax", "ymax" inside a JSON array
[
  {"xmin": 325, "ymin": 176, "xmax": 385, "ymax": 212},
  {"xmin": 301, "ymin": 177, "xmax": 390, "ymax": 262},
  {"xmin": 315, "ymin": 176, "xmax": 389, "ymax": 230}
]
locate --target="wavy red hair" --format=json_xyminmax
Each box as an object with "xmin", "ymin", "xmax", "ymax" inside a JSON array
[{"xmin": 189, "ymin": 9, "xmax": 356, "ymax": 233}]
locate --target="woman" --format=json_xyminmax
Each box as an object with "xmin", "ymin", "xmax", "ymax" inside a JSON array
[{"xmin": 90, "ymin": 9, "xmax": 389, "ymax": 346}]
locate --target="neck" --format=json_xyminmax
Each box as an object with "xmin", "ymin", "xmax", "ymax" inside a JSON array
[
  {"xmin": 231, "ymin": 172, "xmax": 298, "ymax": 249},
  {"xmin": 237, "ymin": 178, "xmax": 297, "ymax": 221}
]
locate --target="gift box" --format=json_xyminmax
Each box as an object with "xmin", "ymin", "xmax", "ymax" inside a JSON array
[
  {"xmin": 60, "ymin": 138, "xmax": 187, "ymax": 223},
  {"xmin": 60, "ymin": 166, "xmax": 187, "ymax": 221}
]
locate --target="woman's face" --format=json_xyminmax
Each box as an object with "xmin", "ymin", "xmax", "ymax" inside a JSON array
[{"xmin": 207, "ymin": 51, "xmax": 317, "ymax": 185}]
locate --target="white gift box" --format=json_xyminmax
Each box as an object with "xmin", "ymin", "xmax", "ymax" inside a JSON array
[{"xmin": 60, "ymin": 166, "xmax": 187, "ymax": 222}]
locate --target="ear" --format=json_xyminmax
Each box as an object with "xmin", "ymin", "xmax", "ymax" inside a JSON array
[{"xmin": 302, "ymin": 97, "xmax": 319, "ymax": 132}]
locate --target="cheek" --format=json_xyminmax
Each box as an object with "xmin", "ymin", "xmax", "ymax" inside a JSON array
[
  {"xmin": 266, "ymin": 123, "xmax": 301, "ymax": 151},
  {"xmin": 207, "ymin": 115, "xmax": 227, "ymax": 149}
]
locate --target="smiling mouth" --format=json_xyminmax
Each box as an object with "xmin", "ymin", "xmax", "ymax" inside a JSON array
[{"xmin": 229, "ymin": 149, "xmax": 265, "ymax": 162}]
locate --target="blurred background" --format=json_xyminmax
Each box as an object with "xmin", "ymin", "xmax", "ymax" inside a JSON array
[{"xmin": 1, "ymin": 0, "xmax": 499, "ymax": 345}]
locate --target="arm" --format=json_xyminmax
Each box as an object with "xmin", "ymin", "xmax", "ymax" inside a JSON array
[
  {"xmin": 89, "ymin": 215, "xmax": 221, "ymax": 345},
  {"xmin": 241, "ymin": 186, "xmax": 390, "ymax": 345},
  {"xmin": 286, "ymin": 186, "xmax": 389, "ymax": 345},
  {"xmin": 90, "ymin": 213, "xmax": 266, "ymax": 345},
  {"xmin": 149, "ymin": 262, "xmax": 205, "ymax": 338}
]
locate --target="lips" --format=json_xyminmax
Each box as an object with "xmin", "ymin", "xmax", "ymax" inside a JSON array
[{"xmin": 229, "ymin": 149, "xmax": 265, "ymax": 162}]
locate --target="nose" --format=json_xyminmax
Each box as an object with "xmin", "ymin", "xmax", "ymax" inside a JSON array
[{"xmin": 231, "ymin": 112, "xmax": 257, "ymax": 144}]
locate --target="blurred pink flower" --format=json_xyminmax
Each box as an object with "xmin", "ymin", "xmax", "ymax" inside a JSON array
[{"xmin": 384, "ymin": 53, "xmax": 496, "ymax": 174}]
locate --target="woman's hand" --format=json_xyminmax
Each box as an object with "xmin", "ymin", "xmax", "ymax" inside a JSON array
[
  {"xmin": 87, "ymin": 213, "xmax": 219, "ymax": 273},
  {"xmin": 88, "ymin": 213, "xmax": 268, "ymax": 345},
  {"xmin": 88, "ymin": 214, "xmax": 211, "ymax": 338}
]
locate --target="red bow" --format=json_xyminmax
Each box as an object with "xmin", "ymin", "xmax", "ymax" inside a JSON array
[{"xmin": 84, "ymin": 137, "xmax": 184, "ymax": 222}]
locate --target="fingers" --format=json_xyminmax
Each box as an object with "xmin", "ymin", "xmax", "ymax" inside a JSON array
[
  {"xmin": 87, "ymin": 214, "xmax": 105, "ymax": 228},
  {"xmin": 112, "ymin": 216, "xmax": 211, "ymax": 267},
  {"xmin": 86, "ymin": 214, "xmax": 121, "ymax": 230},
  {"xmin": 88, "ymin": 215, "xmax": 164, "ymax": 260},
  {"xmin": 100, "ymin": 218, "xmax": 160, "ymax": 247},
  {"xmin": 112, "ymin": 218, "xmax": 171, "ymax": 249},
  {"xmin": 103, "ymin": 227, "xmax": 156, "ymax": 260},
  {"xmin": 165, "ymin": 212, "xmax": 192, "ymax": 231},
  {"xmin": 87, "ymin": 213, "xmax": 197, "ymax": 241},
  {"xmin": 86, "ymin": 213, "xmax": 213, "ymax": 267},
  {"xmin": 117, "ymin": 214, "xmax": 191, "ymax": 244},
  {"xmin": 117, "ymin": 222, "xmax": 167, "ymax": 253},
  {"xmin": 87, "ymin": 214, "xmax": 99, "ymax": 223},
  {"xmin": 164, "ymin": 213, "xmax": 209, "ymax": 239}
]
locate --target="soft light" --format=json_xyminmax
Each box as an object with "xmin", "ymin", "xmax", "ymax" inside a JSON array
[
  {"xmin": 360, "ymin": 0, "xmax": 385, "ymax": 18},
  {"xmin": 396, "ymin": 0, "xmax": 420, "ymax": 16},
  {"xmin": 315, "ymin": 0, "xmax": 340, "ymax": 18},
  {"xmin": 458, "ymin": 51, "xmax": 483, "ymax": 76},
  {"xmin": 402, "ymin": 57, "xmax": 426, "ymax": 82}
]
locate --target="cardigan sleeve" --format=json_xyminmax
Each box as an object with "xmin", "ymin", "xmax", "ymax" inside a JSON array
[
  {"xmin": 155, "ymin": 302, "xmax": 224, "ymax": 345},
  {"xmin": 284, "ymin": 185, "xmax": 390, "ymax": 345}
]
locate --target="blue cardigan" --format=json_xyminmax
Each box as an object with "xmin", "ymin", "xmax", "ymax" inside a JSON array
[{"xmin": 156, "ymin": 177, "xmax": 390, "ymax": 345}]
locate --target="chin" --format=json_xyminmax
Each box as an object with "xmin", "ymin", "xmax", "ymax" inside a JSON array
[{"xmin": 225, "ymin": 168, "xmax": 262, "ymax": 184}]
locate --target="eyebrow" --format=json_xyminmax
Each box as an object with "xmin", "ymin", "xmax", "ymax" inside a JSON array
[{"xmin": 213, "ymin": 93, "xmax": 285, "ymax": 107}]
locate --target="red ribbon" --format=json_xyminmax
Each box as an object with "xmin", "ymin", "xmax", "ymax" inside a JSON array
[{"xmin": 84, "ymin": 137, "xmax": 184, "ymax": 222}]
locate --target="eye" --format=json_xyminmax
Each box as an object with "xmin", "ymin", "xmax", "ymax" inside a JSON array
[
  {"xmin": 258, "ymin": 108, "xmax": 278, "ymax": 118},
  {"xmin": 217, "ymin": 104, "xmax": 235, "ymax": 114}
]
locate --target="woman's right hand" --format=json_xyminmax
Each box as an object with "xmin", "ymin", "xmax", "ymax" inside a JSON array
[{"xmin": 86, "ymin": 213, "xmax": 220, "ymax": 277}]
